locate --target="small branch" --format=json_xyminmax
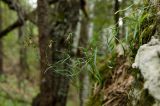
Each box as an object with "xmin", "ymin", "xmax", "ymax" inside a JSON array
[
  {"xmin": 2, "ymin": 0, "xmax": 21, "ymax": 11},
  {"xmin": 2, "ymin": 0, "xmax": 25, "ymax": 23},
  {"xmin": 0, "ymin": 20, "xmax": 22, "ymax": 38},
  {"xmin": 0, "ymin": 0, "xmax": 58, "ymax": 38},
  {"xmin": 0, "ymin": 10, "xmax": 37, "ymax": 38}
]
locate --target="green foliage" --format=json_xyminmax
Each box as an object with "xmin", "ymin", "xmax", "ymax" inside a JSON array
[
  {"xmin": 0, "ymin": 75, "xmax": 38, "ymax": 106},
  {"xmin": 86, "ymin": 93, "xmax": 102, "ymax": 106},
  {"xmin": 1, "ymin": 0, "xmax": 160, "ymax": 105}
]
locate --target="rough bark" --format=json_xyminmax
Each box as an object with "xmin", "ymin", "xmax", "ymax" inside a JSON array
[
  {"xmin": 32, "ymin": 0, "xmax": 51, "ymax": 106},
  {"xmin": 49, "ymin": 1, "xmax": 80, "ymax": 105},
  {"xmin": 32, "ymin": 0, "xmax": 80, "ymax": 106}
]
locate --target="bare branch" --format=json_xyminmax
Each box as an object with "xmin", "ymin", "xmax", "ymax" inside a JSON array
[
  {"xmin": 0, "ymin": 0, "xmax": 58, "ymax": 38},
  {"xmin": 2, "ymin": 0, "xmax": 25, "ymax": 23},
  {"xmin": 0, "ymin": 10, "xmax": 37, "ymax": 38},
  {"xmin": 2, "ymin": 0, "xmax": 21, "ymax": 11},
  {"xmin": 0, "ymin": 20, "xmax": 22, "ymax": 38}
]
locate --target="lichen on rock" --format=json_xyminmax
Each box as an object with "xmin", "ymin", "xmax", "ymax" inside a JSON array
[{"xmin": 132, "ymin": 36, "xmax": 160, "ymax": 101}]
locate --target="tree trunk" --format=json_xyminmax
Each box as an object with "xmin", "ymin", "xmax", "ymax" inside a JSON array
[
  {"xmin": 114, "ymin": 0, "xmax": 120, "ymax": 43},
  {"xmin": 78, "ymin": 16, "xmax": 90, "ymax": 106},
  {"xmin": 18, "ymin": 26, "xmax": 27, "ymax": 73},
  {"xmin": 78, "ymin": 2, "xmax": 95, "ymax": 105},
  {"xmin": 0, "ymin": 39, "xmax": 3, "ymax": 74},
  {"xmin": 32, "ymin": 0, "xmax": 51, "ymax": 106},
  {"xmin": 0, "ymin": 1, "xmax": 3, "ymax": 74},
  {"xmin": 32, "ymin": 0, "xmax": 80, "ymax": 106},
  {"xmin": 120, "ymin": 0, "xmax": 126, "ymax": 39},
  {"xmin": 49, "ymin": 1, "xmax": 80, "ymax": 105}
]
